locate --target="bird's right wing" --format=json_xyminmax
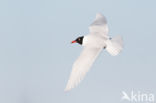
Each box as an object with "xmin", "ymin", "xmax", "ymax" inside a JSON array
[
  {"xmin": 89, "ymin": 13, "xmax": 109, "ymax": 37},
  {"xmin": 65, "ymin": 47, "xmax": 103, "ymax": 91}
]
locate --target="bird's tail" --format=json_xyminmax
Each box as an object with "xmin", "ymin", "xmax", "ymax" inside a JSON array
[{"xmin": 106, "ymin": 35, "xmax": 123, "ymax": 56}]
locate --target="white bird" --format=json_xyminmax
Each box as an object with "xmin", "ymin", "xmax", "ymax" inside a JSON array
[{"xmin": 65, "ymin": 13, "xmax": 123, "ymax": 91}]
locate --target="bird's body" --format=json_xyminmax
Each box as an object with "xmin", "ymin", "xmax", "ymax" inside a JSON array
[
  {"xmin": 82, "ymin": 34, "xmax": 108, "ymax": 48},
  {"xmin": 65, "ymin": 13, "xmax": 123, "ymax": 91}
]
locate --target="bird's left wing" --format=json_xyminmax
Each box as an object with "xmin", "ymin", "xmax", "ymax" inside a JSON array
[
  {"xmin": 89, "ymin": 13, "xmax": 109, "ymax": 37},
  {"xmin": 65, "ymin": 47, "xmax": 103, "ymax": 91}
]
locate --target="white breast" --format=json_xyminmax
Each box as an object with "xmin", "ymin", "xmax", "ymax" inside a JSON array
[{"xmin": 82, "ymin": 34, "xmax": 108, "ymax": 48}]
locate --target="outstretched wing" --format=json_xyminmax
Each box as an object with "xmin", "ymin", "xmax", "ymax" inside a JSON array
[
  {"xmin": 89, "ymin": 13, "xmax": 109, "ymax": 36},
  {"xmin": 65, "ymin": 47, "xmax": 102, "ymax": 91}
]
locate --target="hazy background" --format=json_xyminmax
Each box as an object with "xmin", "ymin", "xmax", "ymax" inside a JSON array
[{"xmin": 0, "ymin": 0, "xmax": 156, "ymax": 103}]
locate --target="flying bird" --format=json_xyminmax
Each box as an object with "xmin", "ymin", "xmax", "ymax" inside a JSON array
[{"xmin": 65, "ymin": 13, "xmax": 123, "ymax": 91}]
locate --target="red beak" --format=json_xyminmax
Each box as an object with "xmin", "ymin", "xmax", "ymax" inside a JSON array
[{"xmin": 71, "ymin": 40, "xmax": 77, "ymax": 44}]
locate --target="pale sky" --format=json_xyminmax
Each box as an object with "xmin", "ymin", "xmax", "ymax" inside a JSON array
[{"xmin": 0, "ymin": 0, "xmax": 156, "ymax": 103}]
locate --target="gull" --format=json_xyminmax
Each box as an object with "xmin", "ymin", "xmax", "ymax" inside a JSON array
[{"xmin": 65, "ymin": 13, "xmax": 123, "ymax": 91}]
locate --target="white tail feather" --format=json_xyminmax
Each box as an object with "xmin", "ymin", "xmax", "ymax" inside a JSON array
[{"xmin": 106, "ymin": 35, "xmax": 123, "ymax": 56}]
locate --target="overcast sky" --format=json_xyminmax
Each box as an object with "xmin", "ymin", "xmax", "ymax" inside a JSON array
[{"xmin": 0, "ymin": 0, "xmax": 156, "ymax": 103}]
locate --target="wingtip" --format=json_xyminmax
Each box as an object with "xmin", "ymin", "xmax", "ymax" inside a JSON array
[
  {"xmin": 96, "ymin": 13, "xmax": 103, "ymax": 18},
  {"xmin": 96, "ymin": 12, "xmax": 102, "ymax": 15}
]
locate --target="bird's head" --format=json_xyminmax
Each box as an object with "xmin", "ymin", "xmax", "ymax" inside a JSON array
[{"xmin": 71, "ymin": 36, "xmax": 84, "ymax": 45}]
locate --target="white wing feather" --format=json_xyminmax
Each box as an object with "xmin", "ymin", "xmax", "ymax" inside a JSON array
[
  {"xmin": 65, "ymin": 47, "xmax": 102, "ymax": 91},
  {"xmin": 89, "ymin": 13, "xmax": 109, "ymax": 36}
]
